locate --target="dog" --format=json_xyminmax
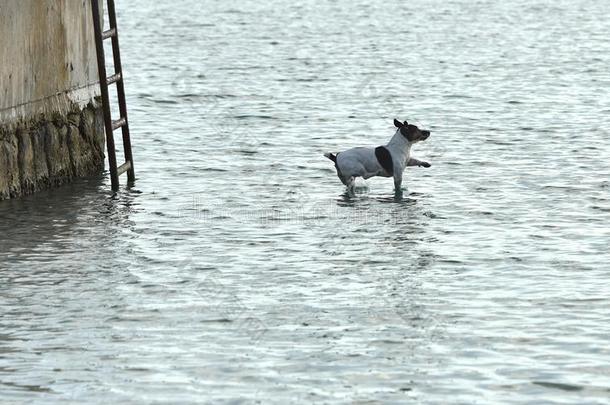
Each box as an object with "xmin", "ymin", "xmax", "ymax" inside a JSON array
[{"xmin": 324, "ymin": 119, "xmax": 431, "ymax": 193}]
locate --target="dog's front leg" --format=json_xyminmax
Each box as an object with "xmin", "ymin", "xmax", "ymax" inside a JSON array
[
  {"xmin": 407, "ymin": 157, "xmax": 431, "ymax": 168},
  {"xmin": 393, "ymin": 174, "xmax": 403, "ymax": 195}
]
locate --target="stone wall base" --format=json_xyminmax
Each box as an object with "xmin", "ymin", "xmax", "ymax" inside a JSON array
[{"xmin": 0, "ymin": 102, "xmax": 106, "ymax": 200}]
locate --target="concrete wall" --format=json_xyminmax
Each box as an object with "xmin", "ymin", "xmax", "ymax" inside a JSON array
[{"xmin": 0, "ymin": 0, "xmax": 106, "ymax": 199}]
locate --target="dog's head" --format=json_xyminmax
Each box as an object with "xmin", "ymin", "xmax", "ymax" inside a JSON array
[{"xmin": 394, "ymin": 118, "xmax": 430, "ymax": 143}]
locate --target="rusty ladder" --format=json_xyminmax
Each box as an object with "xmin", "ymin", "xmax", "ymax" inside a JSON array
[{"xmin": 91, "ymin": 0, "xmax": 135, "ymax": 190}]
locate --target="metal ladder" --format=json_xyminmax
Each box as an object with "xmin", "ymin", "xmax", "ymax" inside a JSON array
[{"xmin": 91, "ymin": 0, "xmax": 135, "ymax": 191}]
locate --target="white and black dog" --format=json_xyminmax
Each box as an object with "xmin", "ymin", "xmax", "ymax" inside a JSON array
[{"xmin": 324, "ymin": 119, "xmax": 431, "ymax": 193}]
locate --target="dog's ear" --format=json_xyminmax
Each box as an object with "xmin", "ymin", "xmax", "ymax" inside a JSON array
[
  {"xmin": 403, "ymin": 120, "xmax": 409, "ymax": 126},
  {"xmin": 393, "ymin": 118, "xmax": 404, "ymax": 128}
]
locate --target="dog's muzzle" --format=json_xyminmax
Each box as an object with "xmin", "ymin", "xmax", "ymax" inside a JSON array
[{"xmin": 421, "ymin": 130, "xmax": 431, "ymax": 140}]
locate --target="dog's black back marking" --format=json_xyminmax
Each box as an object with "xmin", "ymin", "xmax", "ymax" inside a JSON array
[{"xmin": 375, "ymin": 146, "xmax": 393, "ymax": 176}]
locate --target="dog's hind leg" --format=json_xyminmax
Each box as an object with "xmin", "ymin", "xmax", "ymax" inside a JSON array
[
  {"xmin": 343, "ymin": 176, "xmax": 356, "ymax": 197},
  {"xmin": 344, "ymin": 176, "xmax": 356, "ymax": 192}
]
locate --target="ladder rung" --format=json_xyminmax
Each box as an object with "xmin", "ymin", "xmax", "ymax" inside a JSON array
[
  {"xmin": 117, "ymin": 161, "xmax": 132, "ymax": 176},
  {"xmin": 106, "ymin": 73, "xmax": 122, "ymax": 85},
  {"xmin": 102, "ymin": 28, "xmax": 116, "ymax": 40},
  {"xmin": 112, "ymin": 117, "xmax": 126, "ymax": 130}
]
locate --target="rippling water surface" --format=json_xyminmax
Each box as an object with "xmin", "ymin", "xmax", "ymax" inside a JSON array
[{"xmin": 2, "ymin": 0, "xmax": 610, "ymax": 403}]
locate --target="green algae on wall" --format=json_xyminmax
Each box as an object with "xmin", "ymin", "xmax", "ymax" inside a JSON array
[{"xmin": 0, "ymin": 103, "xmax": 106, "ymax": 199}]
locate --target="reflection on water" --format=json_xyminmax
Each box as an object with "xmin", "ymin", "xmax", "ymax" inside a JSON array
[
  {"xmin": 0, "ymin": 177, "xmax": 139, "ymax": 266},
  {"xmin": 2, "ymin": 0, "xmax": 610, "ymax": 402}
]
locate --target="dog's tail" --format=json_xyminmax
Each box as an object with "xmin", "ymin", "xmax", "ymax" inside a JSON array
[{"xmin": 324, "ymin": 152, "xmax": 337, "ymax": 163}]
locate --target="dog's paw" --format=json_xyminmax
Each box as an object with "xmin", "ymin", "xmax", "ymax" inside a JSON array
[{"xmin": 421, "ymin": 161, "xmax": 431, "ymax": 168}]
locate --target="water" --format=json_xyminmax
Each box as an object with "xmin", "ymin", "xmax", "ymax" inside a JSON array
[{"xmin": 2, "ymin": 0, "xmax": 610, "ymax": 403}]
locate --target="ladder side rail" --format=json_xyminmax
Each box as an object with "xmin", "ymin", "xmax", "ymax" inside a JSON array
[
  {"xmin": 106, "ymin": 0, "xmax": 135, "ymax": 182},
  {"xmin": 91, "ymin": 0, "xmax": 119, "ymax": 190}
]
